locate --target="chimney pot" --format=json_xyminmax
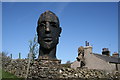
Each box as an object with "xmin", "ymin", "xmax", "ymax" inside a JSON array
[
  {"xmin": 102, "ymin": 48, "xmax": 110, "ymax": 56},
  {"xmin": 112, "ymin": 52, "xmax": 119, "ymax": 58}
]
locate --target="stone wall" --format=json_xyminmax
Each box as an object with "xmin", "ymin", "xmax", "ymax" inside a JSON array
[
  {"xmin": 3, "ymin": 59, "xmax": 28, "ymax": 78},
  {"xmin": 2, "ymin": 56, "xmax": 120, "ymax": 79}
]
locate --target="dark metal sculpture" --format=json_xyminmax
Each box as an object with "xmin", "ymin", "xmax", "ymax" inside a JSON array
[{"xmin": 37, "ymin": 10, "xmax": 62, "ymax": 59}]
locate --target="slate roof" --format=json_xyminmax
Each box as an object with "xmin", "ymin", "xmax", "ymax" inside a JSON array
[{"xmin": 93, "ymin": 53, "xmax": 120, "ymax": 64}]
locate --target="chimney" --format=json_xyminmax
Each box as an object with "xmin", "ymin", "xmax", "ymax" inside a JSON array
[
  {"xmin": 84, "ymin": 46, "xmax": 92, "ymax": 54},
  {"xmin": 84, "ymin": 41, "xmax": 92, "ymax": 54},
  {"xmin": 102, "ymin": 48, "xmax": 110, "ymax": 56},
  {"xmin": 112, "ymin": 52, "xmax": 119, "ymax": 58}
]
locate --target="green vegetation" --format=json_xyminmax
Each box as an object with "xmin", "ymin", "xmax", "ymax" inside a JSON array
[
  {"xmin": 1, "ymin": 69, "xmax": 26, "ymax": 80},
  {"xmin": 2, "ymin": 69, "xmax": 18, "ymax": 78}
]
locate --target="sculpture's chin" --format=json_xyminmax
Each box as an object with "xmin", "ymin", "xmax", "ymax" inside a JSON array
[
  {"xmin": 41, "ymin": 41, "xmax": 55, "ymax": 49},
  {"xmin": 40, "ymin": 39, "xmax": 58, "ymax": 49}
]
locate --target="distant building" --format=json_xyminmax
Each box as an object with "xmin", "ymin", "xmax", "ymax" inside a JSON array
[{"xmin": 71, "ymin": 45, "xmax": 120, "ymax": 72}]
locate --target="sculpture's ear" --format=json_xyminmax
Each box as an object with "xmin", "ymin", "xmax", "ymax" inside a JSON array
[{"xmin": 59, "ymin": 27, "xmax": 62, "ymax": 37}]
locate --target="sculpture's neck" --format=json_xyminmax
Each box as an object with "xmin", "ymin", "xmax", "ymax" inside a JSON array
[{"xmin": 39, "ymin": 46, "xmax": 57, "ymax": 59}]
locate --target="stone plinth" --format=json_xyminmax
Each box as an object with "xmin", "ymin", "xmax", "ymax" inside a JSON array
[{"xmin": 37, "ymin": 57, "xmax": 61, "ymax": 66}]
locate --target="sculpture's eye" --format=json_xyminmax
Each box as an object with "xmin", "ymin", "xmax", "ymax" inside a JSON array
[
  {"xmin": 50, "ymin": 22, "xmax": 57, "ymax": 28},
  {"xmin": 40, "ymin": 22, "xmax": 46, "ymax": 27}
]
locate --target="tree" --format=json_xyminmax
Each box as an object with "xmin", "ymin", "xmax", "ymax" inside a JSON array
[
  {"xmin": 26, "ymin": 35, "xmax": 39, "ymax": 78},
  {"xmin": 1, "ymin": 51, "xmax": 8, "ymax": 57},
  {"xmin": 28, "ymin": 34, "xmax": 38, "ymax": 60}
]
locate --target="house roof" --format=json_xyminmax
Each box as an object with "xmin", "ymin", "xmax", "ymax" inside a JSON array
[{"xmin": 93, "ymin": 53, "xmax": 120, "ymax": 64}]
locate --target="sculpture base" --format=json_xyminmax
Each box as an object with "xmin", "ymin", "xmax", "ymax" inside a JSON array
[{"xmin": 37, "ymin": 56, "xmax": 61, "ymax": 66}]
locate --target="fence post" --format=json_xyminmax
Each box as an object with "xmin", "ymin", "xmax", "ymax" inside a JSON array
[
  {"xmin": 10, "ymin": 53, "xmax": 12, "ymax": 59},
  {"xmin": 19, "ymin": 53, "xmax": 21, "ymax": 59}
]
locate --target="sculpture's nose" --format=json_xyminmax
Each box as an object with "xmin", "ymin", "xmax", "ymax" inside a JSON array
[{"xmin": 45, "ymin": 22, "xmax": 51, "ymax": 34}]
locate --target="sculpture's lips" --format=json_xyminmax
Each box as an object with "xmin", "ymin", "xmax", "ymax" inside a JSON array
[{"xmin": 44, "ymin": 37, "xmax": 52, "ymax": 43}]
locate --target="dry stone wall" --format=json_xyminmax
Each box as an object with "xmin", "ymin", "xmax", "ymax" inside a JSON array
[
  {"xmin": 3, "ymin": 59, "xmax": 28, "ymax": 78},
  {"xmin": 2, "ymin": 56, "xmax": 120, "ymax": 79}
]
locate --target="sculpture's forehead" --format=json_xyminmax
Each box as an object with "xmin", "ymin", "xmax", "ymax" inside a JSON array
[{"xmin": 39, "ymin": 11, "xmax": 59, "ymax": 23}]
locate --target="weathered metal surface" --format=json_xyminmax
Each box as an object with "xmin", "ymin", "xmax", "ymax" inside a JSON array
[{"xmin": 37, "ymin": 10, "xmax": 62, "ymax": 59}]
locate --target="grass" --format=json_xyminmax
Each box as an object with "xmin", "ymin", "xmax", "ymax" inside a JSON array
[
  {"xmin": 1, "ymin": 69, "xmax": 18, "ymax": 78},
  {"xmin": 1, "ymin": 69, "xmax": 26, "ymax": 80}
]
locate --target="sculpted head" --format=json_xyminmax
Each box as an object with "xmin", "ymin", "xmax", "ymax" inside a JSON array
[{"xmin": 37, "ymin": 10, "xmax": 62, "ymax": 50}]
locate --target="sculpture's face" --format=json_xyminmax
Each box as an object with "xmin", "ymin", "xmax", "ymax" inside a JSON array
[{"xmin": 37, "ymin": 11, "xmax": 61, "ymax": 49}]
